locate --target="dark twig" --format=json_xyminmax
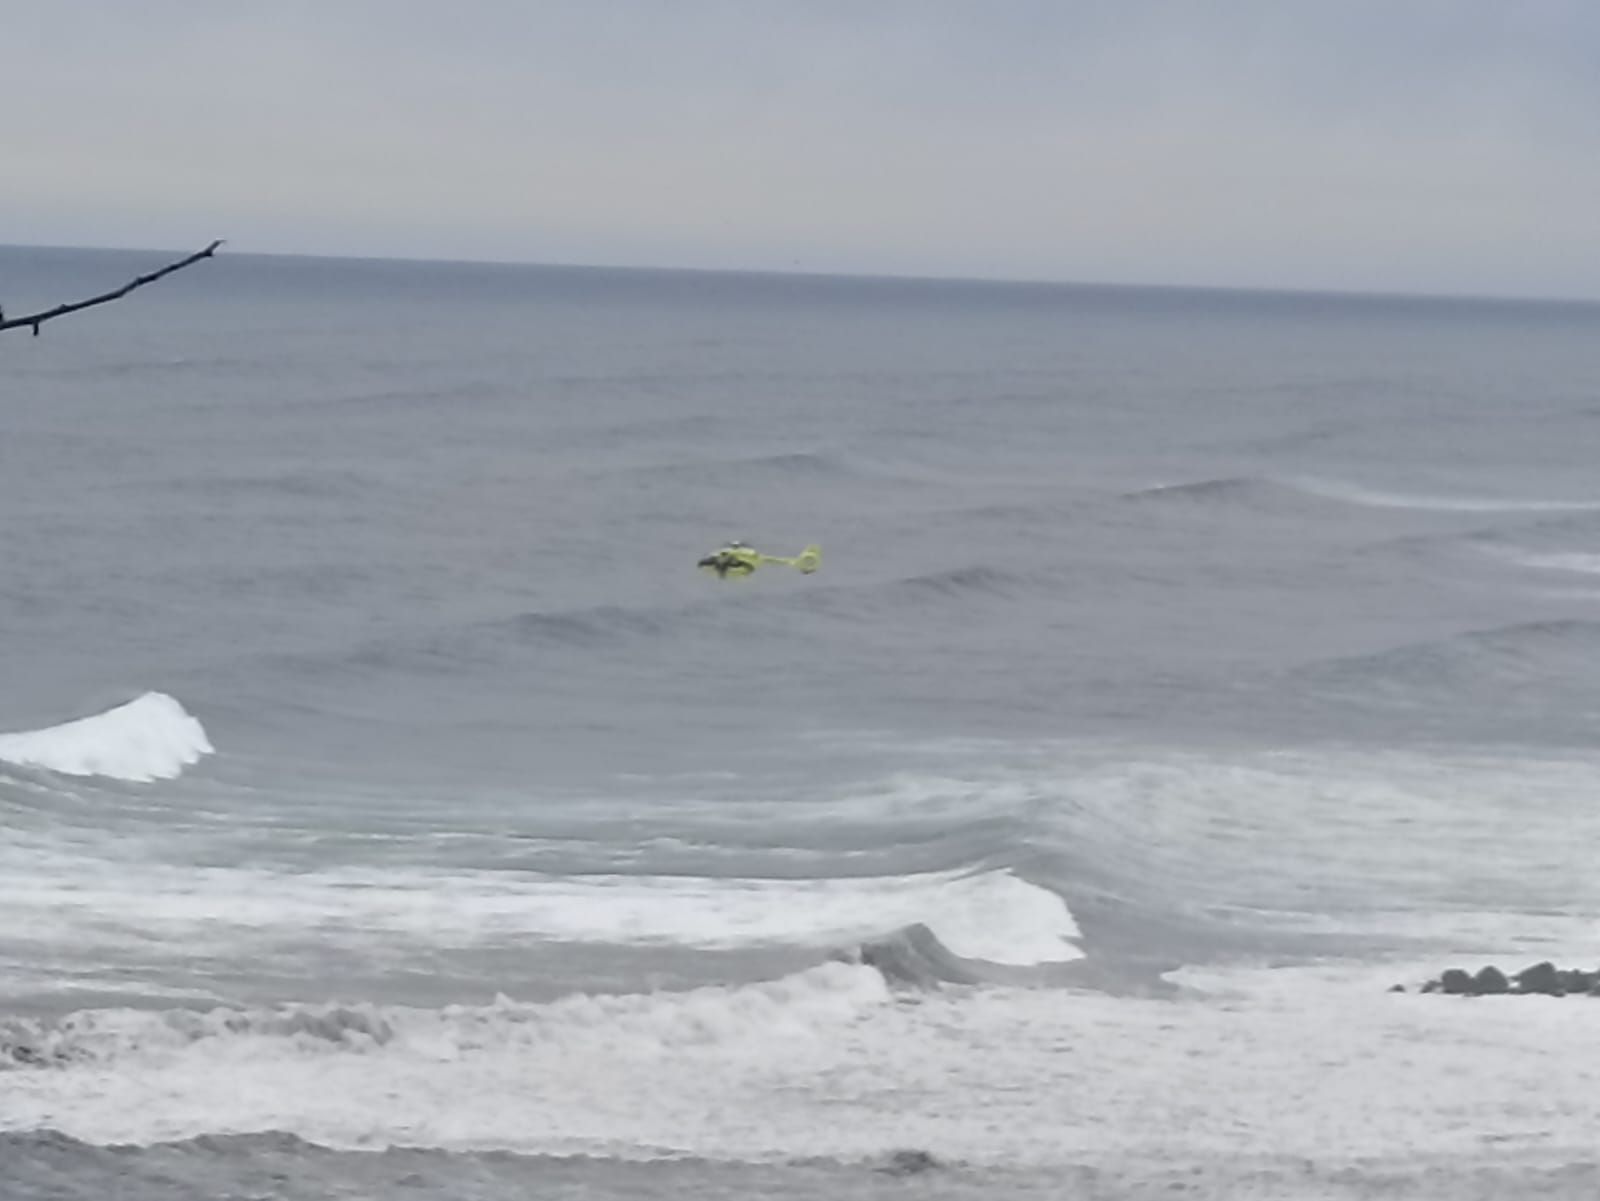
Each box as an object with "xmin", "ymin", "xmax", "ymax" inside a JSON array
[{"xmin": 0, "ymin": 240, "xmax": 224, "ymax": 337}]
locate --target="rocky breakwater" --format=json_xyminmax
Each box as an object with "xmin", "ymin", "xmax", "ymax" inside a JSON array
[{"xmin": 1400, "ymin": 961, "xmax": 1600, "ymax": 997}]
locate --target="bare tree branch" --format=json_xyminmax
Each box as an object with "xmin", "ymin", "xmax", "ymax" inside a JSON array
[{"xmin": 0, "ymin": 240, "xmax": 224, "ymax": 337}]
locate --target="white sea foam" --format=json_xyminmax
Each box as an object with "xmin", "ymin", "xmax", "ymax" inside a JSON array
[
  {"xmin": 6, "ymin": 960, "xmax": 1600, "ymax": 1169},
  {"xmin": 0, "ymin": 693, "xmax": 212, "ymax": 782}
]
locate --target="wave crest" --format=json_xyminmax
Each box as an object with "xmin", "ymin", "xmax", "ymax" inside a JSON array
[{"xmin": 0, "ymin": 692, "xmax": 213, "ymax": 782}]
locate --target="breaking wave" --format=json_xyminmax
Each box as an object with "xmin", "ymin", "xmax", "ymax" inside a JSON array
[
  {"xmin": 15, "ymin": 860, "xmax": 1079, "ymax": 962},
  {"xmin": 461, "ymin": 865, "xmax": 1082, "ymax": 967},
  {"xmin": 0, "ymin": 962, "xmax": 890, "ymax": 1074},
  {"xmin": 853, "ymin": 922, "xmax": 991, "ymax": 986},
  {"xmin": 0, "ymin": 964, "xmax": 944, "ymax": 1157},
  {"xmin": 0, "ymin": 693, "xmax": 212, "ymax": 783}
]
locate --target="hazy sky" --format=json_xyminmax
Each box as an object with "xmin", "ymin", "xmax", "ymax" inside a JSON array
[{"xmin": 4, "ymin": 1, "xmax": 1598, "ymax": 298}]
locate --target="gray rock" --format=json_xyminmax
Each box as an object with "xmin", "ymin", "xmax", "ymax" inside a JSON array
[
  {"xmin": 1560, "ymin": 969, "xmax": 1596, "ymax": 994},
  {"xmin": 1414, "ymin": 962, "xmax": 1600, "ymax": 998},
  {"xmin": 1439, "ymin": 968, "xmax": 1475, "ymax": 995},
  {"xmin": 1471, "ymin": 966, "xmax": 1509, "ymax": 995},
  {"xmin": 880, "ymin": 1149, "xmax": 941, "ymax": 1176},
  {"xmin": 1515, "ymin": 961, "xmax": 1563, "ymax": 996}
]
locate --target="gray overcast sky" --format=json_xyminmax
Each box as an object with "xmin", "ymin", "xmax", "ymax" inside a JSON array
[{"xmin": 4, "ymin": 1, "xmax": 1598, "ymax": 298}]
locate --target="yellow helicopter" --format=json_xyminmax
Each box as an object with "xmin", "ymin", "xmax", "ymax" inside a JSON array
[{"xmin": 697, "ymin": 540, "xmax": 821, "ymax": 580}]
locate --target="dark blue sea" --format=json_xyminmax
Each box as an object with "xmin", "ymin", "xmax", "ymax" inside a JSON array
[{"xmin": 4, "ymin": 245, "xmax": 1600, "ymax": 1199}]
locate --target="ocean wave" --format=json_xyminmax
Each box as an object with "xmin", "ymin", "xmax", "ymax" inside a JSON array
[
  {"xmin": 1289, "ymin": 477, "xmax": 1600, "ymax": 513},
  {"xmin": 1122, "ymin": 476, "xmax": 1281, "ymax": 505},
  {"xmin": 852, "ymin": 922, "xmax": 989, "ymax": 986},
  {"xmin": 341, "ymin": 561, "xmax": 1036, "ymax": 667},
  {"xmin": 0, "ymin": 693, "xmax": 212, "ymax": 783},
  {"xmin": 0, "ymin": 963, "xmax": 929, "ymax": 1158},
  {"xmin": 1509, "ymin": 552, "xmax": 1600, "ymax": 576},
  {"xmin": 881, "ymin": 565, "xmax": 1023, "ymax": 601},
  {"xmin": 502, "ymin": 605, "xmax": 674, "ymax": 646},
  {"xmin": 1366, "ymin": 512, "xmax": 1600, "ymax": 568},
  {"xmin": 126, "ymin": 467, "xmax": 369, "ymax": 501},
  {"xmin": 1486, "ymin": 549, "xmax": 1600, "ymax": 577},
  {"xmin": 1125, "ymin": 475, "xmax": 1600, "ymax": 517},
  {"xmin": 14, "ymin": 955, "xmax": 1600, "ymax": 1167},
  {"xmin": 316, "ymin": 602, "xmax": 684, "ymax": 674},
  {"xmin": 0, "ymin": 961, "xmax": 892, "ymax": 1073},
  {"xmin": 617, "ymin": 450, "xmax": 862, "ymax": 486},
  {"xmin": 1119, "ymin": 476, "xmax": 1340, "ymax": 518},
  {"xmin": 0, "ymin": 852, "xmax": 1081, "ymax": 972},
  {"xmin": 0, "ymin": 1130, "xmax": 972, "ymax": 1198},
  {"xmin": 295, "ymin": 380, "xmax": 502, "ymax": 411},
  {"xmin": 1297, "ymin": 619, "xmax": 1600, "ymax": 696}
]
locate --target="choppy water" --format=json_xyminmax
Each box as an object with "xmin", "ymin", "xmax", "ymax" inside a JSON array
[{"xmin": 4, "ymin": 245, "xmax": 1600, "ymax": 1198}]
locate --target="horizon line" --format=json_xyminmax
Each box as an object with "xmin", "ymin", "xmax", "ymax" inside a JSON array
[{"xmin": 5, "ymin": 238, "xmax": 1599, "ymax": 312}]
